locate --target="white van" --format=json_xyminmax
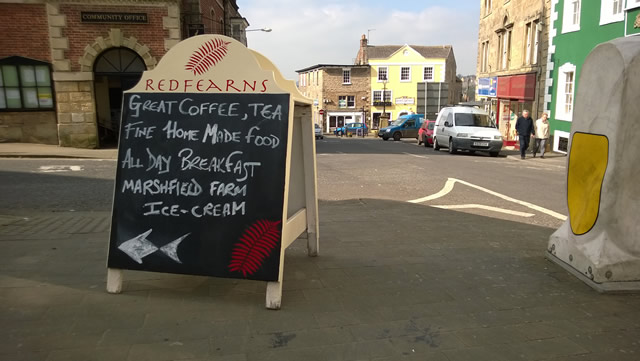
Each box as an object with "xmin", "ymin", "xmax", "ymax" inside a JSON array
[{"xmin": 432, "ymin": 106, "xmax": 503, "ymax": 157}]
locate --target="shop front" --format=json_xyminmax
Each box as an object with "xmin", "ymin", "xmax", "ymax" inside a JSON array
[
  {"xmin": 327, "ymin": 111, "xmax": 364, "ymax": 133},
  {"xmin": 496, "ymin": 73, "xmax": 536, "ymax": 146},
  {"xmin": 477, "ymin": 77, "xmax": 498, "ymax": 126}
]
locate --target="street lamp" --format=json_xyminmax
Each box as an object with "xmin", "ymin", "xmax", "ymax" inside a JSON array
[{"xmin": 246, "ymin": 27, "xmax": 272, "ymax": 32}]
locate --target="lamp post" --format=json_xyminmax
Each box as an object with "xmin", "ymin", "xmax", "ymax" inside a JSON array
[{"xmin": 380, "ymin": 79, "xmax": 390, "ymax": 128}]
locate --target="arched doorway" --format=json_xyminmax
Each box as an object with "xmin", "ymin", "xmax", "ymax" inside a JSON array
[{"xmin": 94, "ymin": 47, "xmax": 146, "ymax": 147}]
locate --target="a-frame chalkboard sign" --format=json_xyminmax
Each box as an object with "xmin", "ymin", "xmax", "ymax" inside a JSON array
[{"xmin": 106, "ymin": 35, "xmax": 319, "ymax": 309}]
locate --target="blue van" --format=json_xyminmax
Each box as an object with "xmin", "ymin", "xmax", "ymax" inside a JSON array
[{"xmin": 377, "ymin": 114, "xmax": 425, "ymax": 141}]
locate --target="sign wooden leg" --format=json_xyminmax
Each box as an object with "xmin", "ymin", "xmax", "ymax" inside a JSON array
[
  {"xmin": 299, "ymin": 109, "xmax": 320, "ymax": 257},
  {"xmin": 106, "ymin": 268, "xmax": 124, "ymax": 294},
  {"xmin": 307, "ymin": 231, "xmax": 319, "ymax": 257},
  {"xmin": 265, "ymin": 279, "xmax": 282, "ymax": 310}
]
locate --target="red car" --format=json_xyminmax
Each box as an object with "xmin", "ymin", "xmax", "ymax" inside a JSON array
[{"xmin": 417, "ymin": 120, "xmax": 436, "ymax": 146}]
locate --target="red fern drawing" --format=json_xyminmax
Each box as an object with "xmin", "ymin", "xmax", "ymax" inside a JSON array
[
  {"xmin": 228, "ymin": 220, "xmax": 282, "ymax": 277},
  {"xmin": 184, "ymin": 38, "xmax": 231, "ymax": 75}
]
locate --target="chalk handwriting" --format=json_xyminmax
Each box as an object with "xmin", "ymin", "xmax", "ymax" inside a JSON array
[
  {"xmin": 202, "ymin": 123, "xmax": 241, "ymax": 144},
  {"xmin": 124, "ymin": 121, "xmax": 156, "ymax": 139},
  {"xmin": 121, "ymin": 148, "xmax": 144, "ymax": 169},
  {"xmin": 162, "ymin": 120, "xmax": 200, "ymax": 141},
  {"xmin": 145, "ymin": 148, "xmax": 171, "ymax": 175},
  {"xmin": 209, "ymin": 181, "xmax": 247, "ymax": 197},
  {"xmin": 247, "ymin": 103, "xmax": 283, "ymax": 120},
  {"xmin": 142, "ymin": 201, "xmax": 246, "ymax": 218},
  {"xmin": 122, "ymin": 178, "xmax": 203, "ymax": 196},
  {"xmin": 177, "ymin": 148, "xmax": 261, "ymax": 182},
  {"xmin": 245, "ymin": 126, "xmax": 280, "ymax": 148}
]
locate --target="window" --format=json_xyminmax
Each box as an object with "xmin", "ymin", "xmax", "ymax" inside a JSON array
[
  {"xmin": 347, "ymin": 95, "xmax": 355, "ymax": 108},
  {"xmin": 600, "ymin": 0, "xmax": 624, "ymax": 25},
  {"xmin": 500, "ymin": 29, "xmax": 511, "ymax": 70},
  {"xmin": 377, "ymin": 67, "xmax": 388, "ymax": 82},
  {"xmin": 372, "ymin": 90, "xmax": 392, "ymax": 104},
  {"xmin": 564, "ymin": 71, "xmax": 574, "ymax": 114},
  {"xmin": 532, "ymin": 23, "xmax": 540, "ymax": 64},
  {"xmin": 555, "ymin": 63, "xmax": 576, "ymax": 121},
  {"xmin": 562, "ymin": 0, "xmax": 581, "ymax": 33},
  {"xmin": 400, "ymin": 67, "xmax": 411, "ymax": 81},
  {"xmin": 524, "ymin": 23, "xmax": 532, "ymax": 65},
  {"xmin": 480, "ymin": 41, "xmax": 489, "ymax": 72},
  {"xmin": 423, "ymin": 66, "xmax": 434, "ymax": 81},
  {"xmin": 0, "ymin": 58, "xmax": 54, "ymax": 110},
  {"xmin": 484, "ymin": 0, "xmax": 492, "ymax": 16},
  {"xmin": 342, "ymin": 69, "xmax": 351, "ymax": 84}
]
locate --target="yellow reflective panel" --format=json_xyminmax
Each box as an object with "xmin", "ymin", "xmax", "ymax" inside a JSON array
[{"xmin": 567, "ymin": 133, "xmax": 609, "ymax": 235}]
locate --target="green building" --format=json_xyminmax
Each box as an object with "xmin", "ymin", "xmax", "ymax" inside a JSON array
[{"xmin": 546, "ymin": 0, "xmax": 640, "ymax": 153}]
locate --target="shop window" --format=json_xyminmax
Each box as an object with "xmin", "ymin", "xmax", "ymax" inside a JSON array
[
  {"xmin": 400, "ymin": 67, "xmax": 410, "ymax": 81},
  {"xmin": 377, "ymin": 67, "xmax": 388, "ymax": 82},
  {"xmin": 343, "ymin": 69, "xmax": 351, "ymax": 84},
  {"xmin": 600, "ymin": 0, "xmax": 624, "ymax": 25},
  {"xmin": 423, "ymin": 66, "xmax": 433, "ymax": 81},
  {"xmin": 562, "ymin": 0, "xmax": 581, "ymax": 33},
  {"xmin": 0, "ymin": 57, "xmax": 54, "ymax": 111}
]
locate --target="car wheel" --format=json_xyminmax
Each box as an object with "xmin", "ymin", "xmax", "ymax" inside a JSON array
[
  {"xmin": 393, "ymin": 132, "xmax": 401, "ymax": 141},
  {"xmin": 433, "ymin": 138, "xmax": 440, "ymax": 150},
  {"xmin": 382, "ymin": 136, "xmax": 389, "ymax": 141},
  {"xmin": 448, "ymin": 138, "xmax": 456, "ymax": 154},
  {"xmin": 490, "ymin": 151, "xmax": 499, "ymax": 157}
]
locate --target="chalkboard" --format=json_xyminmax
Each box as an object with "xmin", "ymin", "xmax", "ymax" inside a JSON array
[{"xmin": 107, "ymin": 92, "xmax": 290, "ymax": 282}]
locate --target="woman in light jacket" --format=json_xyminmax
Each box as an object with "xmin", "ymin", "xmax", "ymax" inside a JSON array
[{"xmin": 533, "ymin": 113, "xmax": 550, "ymax": 158}]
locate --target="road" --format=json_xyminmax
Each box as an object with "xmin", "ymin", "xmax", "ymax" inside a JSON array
[{"xmin": 0, "ymin": 137, "xmax": 567, "ymax": 228}]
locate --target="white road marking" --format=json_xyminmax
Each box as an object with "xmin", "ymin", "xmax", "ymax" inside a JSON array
[
  {"xmin": 408, "ymin": 177, "xmax": 567, "ymax": 221},
  {"xmin": 38, "ymin": 165, "xmax": 84, "ymax": 172},
  {"xmin": 403, "ymin": 152, "xmax": 429, "ymax": 159},
  {"xmin": 409, "ymin": 178, "xmax": 457, "ymax": 203},
  {"xmin": 433, "ymin": 204, "xmax": 535, "ymax": 218}
]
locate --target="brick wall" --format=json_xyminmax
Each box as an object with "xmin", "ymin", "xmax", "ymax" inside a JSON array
[
  {"xmin": 0, "ymin": 3, "xmax": 50, "ymax": 61},
  {"xmin": 59, "ymin": 4, "xmax": 168, "ymax": 71},
  {"xmin": 323, "ymin": 67, "xmax": 370, "ymax": 113}
]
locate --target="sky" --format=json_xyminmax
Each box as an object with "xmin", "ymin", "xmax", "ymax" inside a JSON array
[{"xmin": 241, "ymin": 0, "xmax": 481, "ymax": 80}]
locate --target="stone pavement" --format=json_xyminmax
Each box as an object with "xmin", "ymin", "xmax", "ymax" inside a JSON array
[{"xmin": 2, "ymin": 197, "xmax": 640, "ymax": 361}]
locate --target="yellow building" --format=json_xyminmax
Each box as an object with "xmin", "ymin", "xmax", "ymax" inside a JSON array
[{"xmin": 355, "ymin": 35, "xmax": 458, "ymax": 129}]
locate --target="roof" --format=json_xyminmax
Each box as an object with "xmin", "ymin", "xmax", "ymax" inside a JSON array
[
  {"xmin": 296, "ymin": 64, "xmax": 370, "ymax": 73},
  {"xmin": 367, "ymin": 45, "xmax": 452, "ymax": 60}
]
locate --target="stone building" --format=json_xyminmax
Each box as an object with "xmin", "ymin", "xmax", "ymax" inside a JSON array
[
  {"xmin": 355, "ymin": 35, "xmax": 459, "ymax": 128},
  {"xmin": 475, "ymin": 0, "xmax": 551, "ymax": 145},
  {"xmin": 0, "ymin": 0, "xmax": 247, "ymax": 148},
  {"xmin": 296, "ymin": 64, "xmax": 370, "ymax": 133}
]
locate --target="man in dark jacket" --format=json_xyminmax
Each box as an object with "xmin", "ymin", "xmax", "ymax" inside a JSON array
[{"xmin": 515, "ymin": 110, "xmax": 535, "ymax": 159}]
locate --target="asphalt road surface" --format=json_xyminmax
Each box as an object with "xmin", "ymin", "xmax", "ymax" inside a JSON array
[{"xmin": 0, "ymin": 137, "xmax": 567, "ymax": 228}]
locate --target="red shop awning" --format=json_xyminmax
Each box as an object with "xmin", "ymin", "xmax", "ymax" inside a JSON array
[{"xmin": 497, "ymin": 73, "xmax": 537, "ymax": 101}]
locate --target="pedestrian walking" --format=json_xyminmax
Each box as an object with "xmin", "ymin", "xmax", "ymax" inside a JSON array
[
  {"xmin": 515, "ymin": 110, "xmax": 535, "ymax": 159},
  {"xmin": 533, "ymin": 112, "xmax": 550, "ymax": 158}
]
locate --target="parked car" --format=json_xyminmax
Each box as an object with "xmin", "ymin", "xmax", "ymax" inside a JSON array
[
  {"xmin": 335, "ymin": 122, "xmax": 368, "ymax": 137},
  {"xmin": 314, "ymin": 123, "xmax": 324, "ymax": 140},
  {"xmin": 417, "ymin": 120, "xmax": 436, "ymax": 146},
  {"xmin": 432, "ymin": 106, "xmax": 502, "ymax": 157},
  {"xmin": 377, "ymin": 114, "xmax": 425, "ymax": 141}
]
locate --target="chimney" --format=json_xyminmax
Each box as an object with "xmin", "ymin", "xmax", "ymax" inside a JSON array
[{"xmin": 357, "ymin": 34, "xmax": 368, "ymax": 65}]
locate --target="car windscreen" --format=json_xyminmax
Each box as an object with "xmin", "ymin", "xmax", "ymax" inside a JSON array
[
  {"xmin": 454, "ymin": 113, "xmax": 493, "ymax": 127},
  {"xmin": 427, "ymin": 122, "xmax": 435, "ymax": 130},
  {"xmin": 391, "ymin": 119, "xmax": 405, "ymax": 126}
]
